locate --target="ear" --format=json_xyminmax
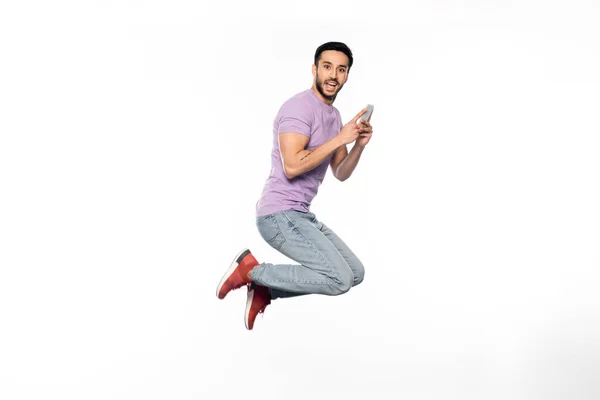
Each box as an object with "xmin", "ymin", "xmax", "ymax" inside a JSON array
[{"xmin": 312, "ymin": 64, "xmax": 316, "ymax": 78}]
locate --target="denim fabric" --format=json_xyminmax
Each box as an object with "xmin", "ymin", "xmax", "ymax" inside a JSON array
[{"xmin": 251, "ymin": 209, "xmax": 365, "ymax": 300}]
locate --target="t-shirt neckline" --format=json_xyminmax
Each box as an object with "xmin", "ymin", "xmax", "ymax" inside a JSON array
[{"xmin": 309, "ymin": 88, "xmax": 335, "ymax": 113}]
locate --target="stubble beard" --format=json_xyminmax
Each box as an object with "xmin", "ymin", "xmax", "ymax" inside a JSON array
[{"xmin": 315, "ymin": 71, "xmax": 341, "ymax": 103}]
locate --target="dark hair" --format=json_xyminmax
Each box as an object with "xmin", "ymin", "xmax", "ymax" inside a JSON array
[{"xmin": 314, "ymin": 41, "xmax": 353, "ymax": 71}]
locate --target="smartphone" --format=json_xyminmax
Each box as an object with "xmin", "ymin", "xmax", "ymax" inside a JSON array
[{"xmin": 361, "ymin": 104, "xmax": 374, "ymax": 122}]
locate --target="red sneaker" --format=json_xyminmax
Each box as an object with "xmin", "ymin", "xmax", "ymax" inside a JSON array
[
  {"xmin": 216, "ymin": 248, "xmax": 259, "ymax": 300},
  {"xmin": 245, "ymin": 282, "xmax": 271, "ymax": 330}
]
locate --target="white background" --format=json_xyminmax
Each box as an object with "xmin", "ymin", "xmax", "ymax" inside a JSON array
[{"xmin": 1, "ymin": 1, "xmax": 599, "ymax": 399}]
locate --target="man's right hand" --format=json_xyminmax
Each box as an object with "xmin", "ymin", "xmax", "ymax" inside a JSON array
[{"xmin": 338, "ymin": 107, "xmax": 368, "ymax": 145}]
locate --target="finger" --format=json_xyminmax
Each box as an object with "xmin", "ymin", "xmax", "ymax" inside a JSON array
[{"xmin": 352, "ymin": 107, "xmax": 368, "ymax": 123}]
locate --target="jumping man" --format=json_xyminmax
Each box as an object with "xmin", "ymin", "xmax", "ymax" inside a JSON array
[{"xmin": 216, "ymin": 41, "xmax": 374, "ymax": 329}]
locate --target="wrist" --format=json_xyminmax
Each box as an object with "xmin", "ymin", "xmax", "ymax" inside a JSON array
[{"xmin": 336, "ymin": 135, "xmax": 347, "ymax": 147}]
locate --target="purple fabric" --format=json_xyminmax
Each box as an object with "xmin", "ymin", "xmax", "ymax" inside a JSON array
[{"xmin": 256, "ymin": 89, "xmax": 343, "ymax": 216}]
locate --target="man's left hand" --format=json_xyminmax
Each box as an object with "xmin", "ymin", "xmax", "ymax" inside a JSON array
[{"xmin": 356, "ymin": 119, "xmax": 373, "ymax": 147}]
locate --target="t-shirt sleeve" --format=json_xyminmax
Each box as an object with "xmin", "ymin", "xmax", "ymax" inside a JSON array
[{"xmin": 277, "ymin": 99, "xmax": 314, "ymax": 137}]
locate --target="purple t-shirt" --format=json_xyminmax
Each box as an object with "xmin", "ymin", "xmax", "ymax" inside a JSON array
[{"xmin": 255, "ymin": 88, "xmax": 343, "ymax": 217}]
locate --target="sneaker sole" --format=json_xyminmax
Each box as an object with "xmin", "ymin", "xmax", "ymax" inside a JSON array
[
  {"xmin": 244, "ymin": 287, "xmax": 255, "ymax": 330},
  {"xmin": 215, "ymin": 248, "xmax": 251, "ymax": 299}
]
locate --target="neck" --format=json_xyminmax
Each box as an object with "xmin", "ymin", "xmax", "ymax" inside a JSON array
[{"xmin": 311, "ymin": 85, "xmax": 334, "ymax": 106}]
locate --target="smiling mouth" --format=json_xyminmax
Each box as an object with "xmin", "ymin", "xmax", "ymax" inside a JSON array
[{"xmin": 325, "ymin": 81, "xmax": 337, "ymax": 90}]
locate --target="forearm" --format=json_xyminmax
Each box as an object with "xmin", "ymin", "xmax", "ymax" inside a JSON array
[
  {"xmin": 285, "ymin": 136, "xmax": 344, "ymax": 179},
  {"xmin": 335, "ymin": 143, "xmax": 365, "ymax": 181}
]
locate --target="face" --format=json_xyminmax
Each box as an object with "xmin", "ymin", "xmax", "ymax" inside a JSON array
[{"xmin": 312, "ymin": 50, "xmax": 349, "ymax": 102}]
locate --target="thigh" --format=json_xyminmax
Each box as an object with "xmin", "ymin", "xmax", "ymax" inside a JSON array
[
  {"xmin": 257, "ymin": 210, "xmax": 352, "ymax": 278},
  {"xmin": 312, "ymin": 213, "xmax": 365, "ymax": 279}
]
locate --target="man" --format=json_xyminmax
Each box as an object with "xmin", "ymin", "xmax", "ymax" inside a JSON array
[{"xmin": 216, "ymin": 41, "xmax": 374, "ymax": 330}]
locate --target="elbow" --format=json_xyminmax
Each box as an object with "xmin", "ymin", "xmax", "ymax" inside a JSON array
[
  {"xmin": 284, "ymin": 166, "xmax": 297, "ymax": 180},
  {"xmin": 333, "ymin": 168, "xmax": 347, "ymax": 182}
]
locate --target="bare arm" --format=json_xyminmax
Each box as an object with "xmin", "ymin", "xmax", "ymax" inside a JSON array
[
  {"xmin": 330, "ymin": 111, "xmax": 374, "ymax": 181},
  {"xmin": 280, "ymin": 107, "xmax": 368, "ymax": 180},
  {"xmin": 279, "ymin": 132, "xmax": 345, "ymax": 179},
  {"xmin": 331, "ymin": 143, "xmax": 365, "ymax": 181}
]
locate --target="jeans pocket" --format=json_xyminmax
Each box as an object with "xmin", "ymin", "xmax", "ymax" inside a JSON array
[{"xmin": 256, "ymin": 214, "xmax": 286, "ymax": 250}]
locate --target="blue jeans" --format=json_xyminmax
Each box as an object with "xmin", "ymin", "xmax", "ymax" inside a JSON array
[{"xmin": 251, "ymin": 209, "xmax": 365, "ymax": 300}]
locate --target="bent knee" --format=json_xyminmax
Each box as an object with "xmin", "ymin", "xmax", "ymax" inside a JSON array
[
  {"xmin": 330, "ymin": 270, "xmax": 354, "ymax": 295},
  {"xmin": 352, "ymin": 261, "xmax": 365, "ymax": 286},
  {"xmin": 354, "ymin": 271, "xmax": 365, "ymax": 286}
]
